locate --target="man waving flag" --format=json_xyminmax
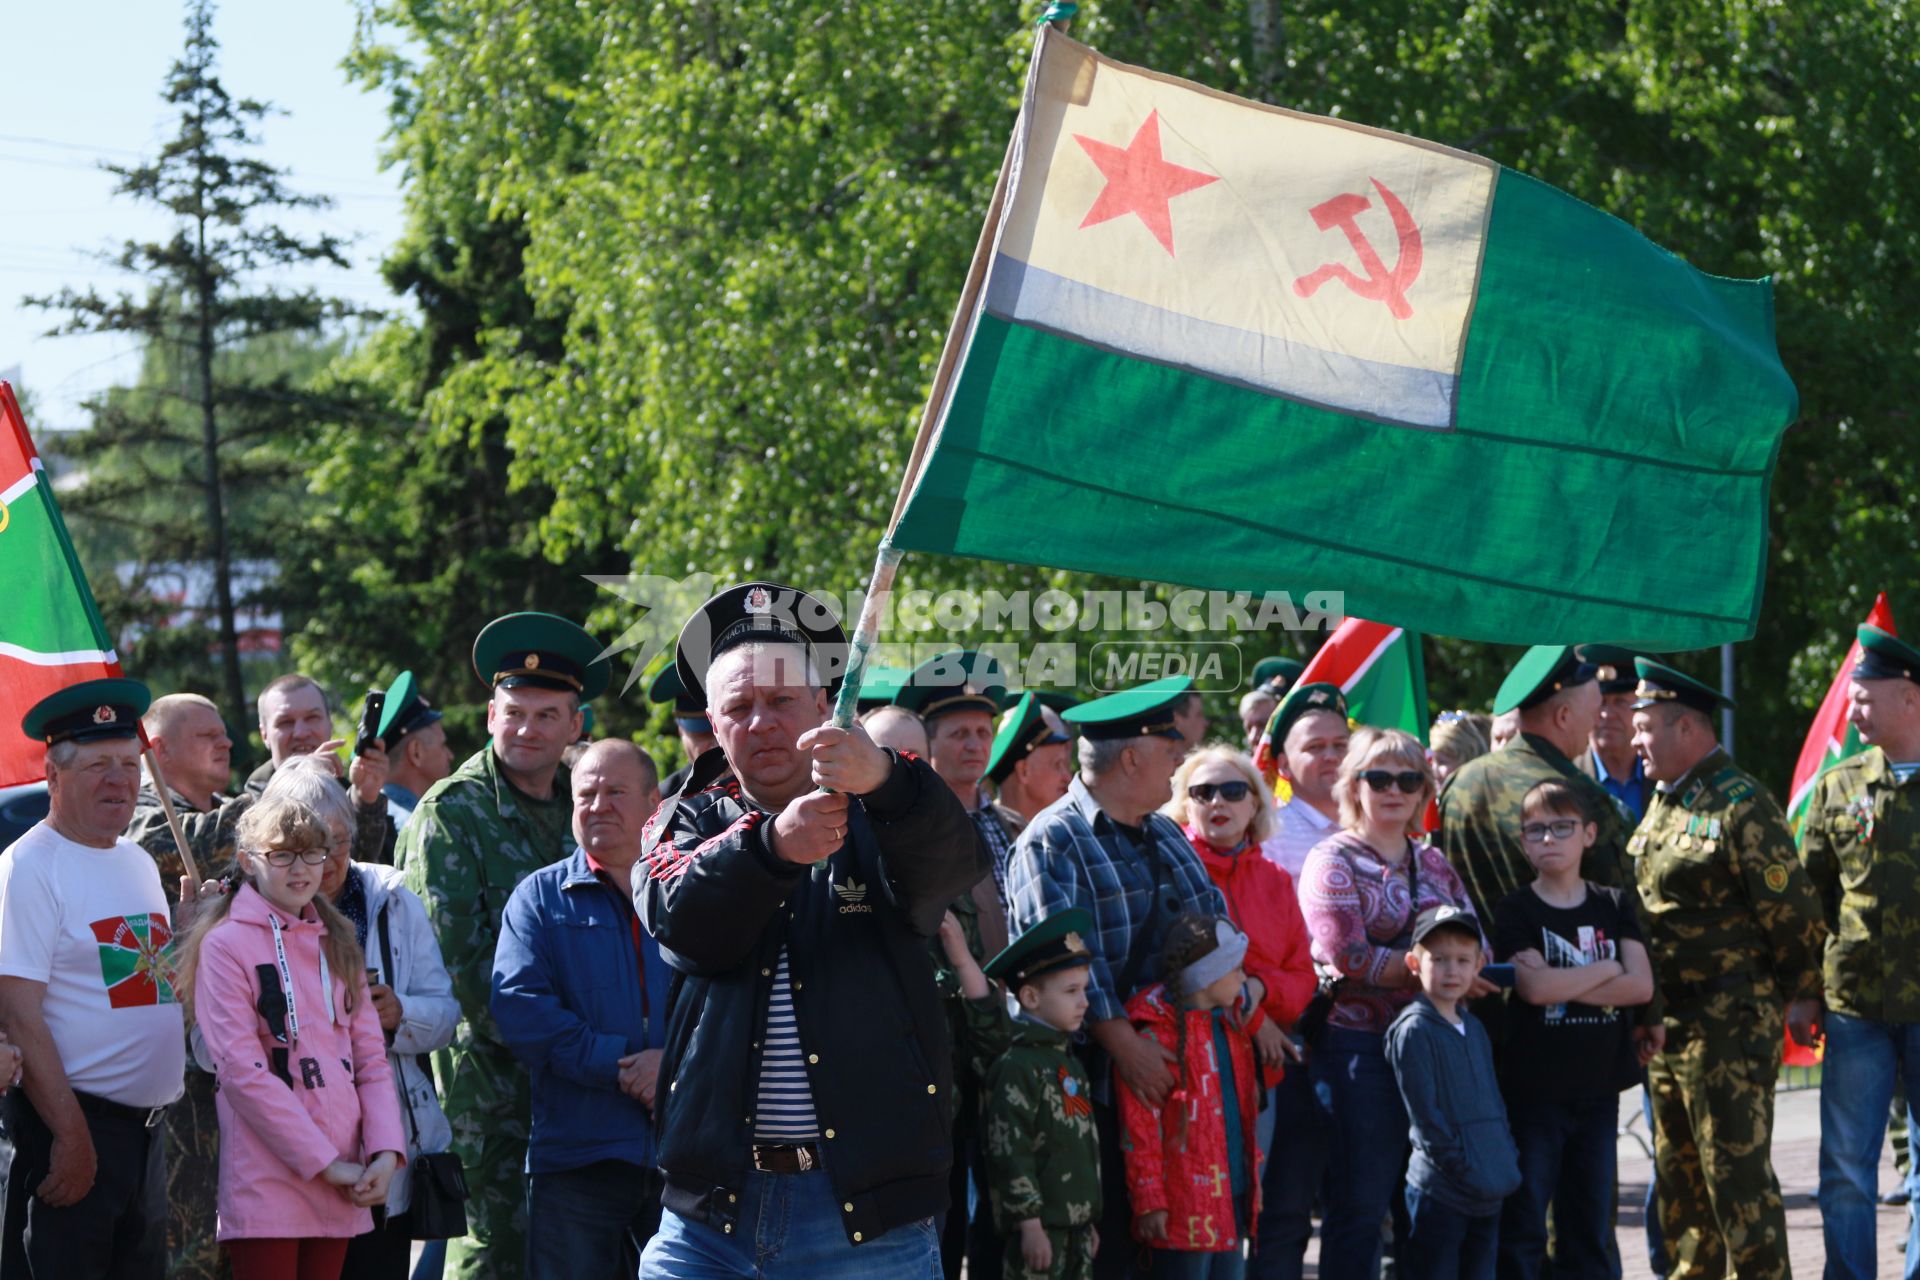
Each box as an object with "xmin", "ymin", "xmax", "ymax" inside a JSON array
[
  {"xmin": 885, "ymin": 26, "xmax": 1796, "ymax": 652},
  {"xmin": 0, "ymin": 381, "xmax": 120, "ymax": 785}
]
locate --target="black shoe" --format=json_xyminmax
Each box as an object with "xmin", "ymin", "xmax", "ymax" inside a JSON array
[{"xmin": 1881, "ymin": 1187, "xmax": 1911, "ymax": 1206}]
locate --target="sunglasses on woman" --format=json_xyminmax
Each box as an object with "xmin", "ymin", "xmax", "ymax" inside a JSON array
[
  {"xmin": 1359, "ymin": 769, "xmax": 1426, "ymax": 794},
  {"xmin": 1187, "ymin": 781, "xmax": 1253, "ymax": 803}
]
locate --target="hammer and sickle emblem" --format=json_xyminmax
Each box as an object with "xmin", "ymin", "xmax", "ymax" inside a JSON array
[{"xmin": 1291, "ymin": 178, "xmax": 1424, "ymax": 320}]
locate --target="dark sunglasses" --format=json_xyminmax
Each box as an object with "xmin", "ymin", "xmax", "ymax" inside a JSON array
[
  {"xmin": 1359, "ymin": 769, "xmax": 1426, "ymax": 795},
  {"xmin": 1187, "ymin": 781, "xmax": 1253, "ymax": 803}
]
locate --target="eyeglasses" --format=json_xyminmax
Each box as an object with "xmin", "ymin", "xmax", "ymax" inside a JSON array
[
  {"xmin": 1521, "ymin": 819, "xmax": 1583, "ymax": 843},
  {"xmin": 1187, "ymin": 781, "xmax": 1252, "ymax": 803},
  {"xmin": 1359, "ymin": 769, "xmax": 1426, "ymax": 794},
  {"xmin": 256, "ymin": 848, "xmax": 330, "ymax": 867}
]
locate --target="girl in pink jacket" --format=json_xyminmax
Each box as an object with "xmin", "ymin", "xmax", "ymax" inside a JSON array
[{"xmin": 176, "ymin": 793, "xmax": 407, "ymax": 1280}]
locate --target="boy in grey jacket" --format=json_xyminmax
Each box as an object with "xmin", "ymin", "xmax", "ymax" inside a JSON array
[{"xmin": 1385, "ymin": 905, "xmax": 1521, "ymax": 1280}]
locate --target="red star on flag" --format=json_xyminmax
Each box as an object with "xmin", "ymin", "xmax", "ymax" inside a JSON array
[{"xmin": 1072, "ymin": 111, "xmax": 1219, "ymax": 256}]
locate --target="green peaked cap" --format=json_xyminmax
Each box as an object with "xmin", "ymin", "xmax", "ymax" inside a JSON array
[
  {"xmin": 1493, "ymin": 644, "xmax": 1604, "ymax": 716},
  {"xmin": 1857, "ymin": 625, "xmax": 1920, "ymax": 684},
  {"xmin": 986, "ymin": 691, "xmax": 1075, "ymax": 783},
  {"xmin": 21, "ymin": 677, "xmax": 152, "ymax": 745},
  {"xmin": 473, "ymin": 611, "xmax": 611, "ymax": 701},
  {"xmin": 1631, "ymin": 656, "xmax": 1733, "ymax": 714},
  {"xmin": 982, "ymin": 907, "xmax": 1094, "ymax": 987},
  {"xmin": 1063, "ymin": 674, "xmax": 1192, "ymax": 741},
  {"xmin": 892, "ymin": 650, "xmax": 1009, "ymax": 721}
]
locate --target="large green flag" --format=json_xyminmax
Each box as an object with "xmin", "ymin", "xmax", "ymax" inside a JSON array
[
  {"xmin": 887, "ymin": 29, "xmax": 1795, "ymax": 650},
  {"xmin": 0, "ymin": 381, "xmax": 119, "ymax": 785}
]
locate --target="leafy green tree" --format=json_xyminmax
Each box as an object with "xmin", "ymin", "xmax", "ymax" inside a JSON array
[
  {"xmin": 31, "ymin": 0, "xmax": 377, "ymax": 729},
  {"xmin": 327, "ymin": 0, "xmax": 1917, "ymax": 788}
]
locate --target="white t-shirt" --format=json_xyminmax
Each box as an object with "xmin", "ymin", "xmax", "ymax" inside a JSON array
[
  {"xmin": 0, "ymin": 822, "xmax": 185, "ymax": 1107},
  {"xmin": 1263, "ymin": 797, "xmax": 1336, "ymax": 882}
]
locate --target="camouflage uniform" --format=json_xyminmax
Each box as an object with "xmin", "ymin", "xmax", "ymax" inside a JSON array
[
  {"xmin": 932, "ymin": 847, "xmax": 1010, "ymax": 1280},
  {"xmin": 127, "ymin": 784, "xmax": 239, "ymax": 1280},
  {"xmin": 1798, "ymin": 746, "xmax": 1920, "ymax": 1021},
  {"xmin": 1632, "ymin": 746, "xmax": 1825, "ymax": 1280},
  {"xmin": 982, "ymin": 1017, "xmax": 1102, "ymax": 1280},
  {"xmin": 398, "ymin": 746, "xmax": 574, "ymax": 1280},
  {"xmin": 1438, "ymin": 731, "xmax": 1634, "ymax": 927}
]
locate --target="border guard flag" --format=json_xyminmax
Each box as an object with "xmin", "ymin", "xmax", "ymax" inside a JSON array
[
  {"xmin": 1788, "ymin": 593, "xmax": 1897, "ymax": 830},
  {"xmin": 886, "ymin": 27, "xmax": 1796, "ymax": 651},
  {"xmin": 0, "ymin": 381, "xmax": 121, "ymax": 786}
]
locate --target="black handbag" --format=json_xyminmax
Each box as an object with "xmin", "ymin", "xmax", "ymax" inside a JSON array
[{"xmin": 378, "ymin": 908, "xmax": 470, "ymax": 1240}]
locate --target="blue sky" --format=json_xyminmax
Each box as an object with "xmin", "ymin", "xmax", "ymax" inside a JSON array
[{"xmin": 1, "ymin": 2, "xmax": 406, "ymax": 431}]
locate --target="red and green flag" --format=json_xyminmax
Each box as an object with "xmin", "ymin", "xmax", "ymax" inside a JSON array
[
  {"xmin": 1788, "ymin": 593, "xmax": 1896, "ymax": 830},
  {"xmin": 1255, "ymin": 616, "xmax": 1427, "ymax": 792},
  {"xmin": 0, "ymin": 381, "xmax": 120, "ymax": 786},
  {"xmin": 887, "ymin": 28, "xmax": 1795, "ymax": 651}
]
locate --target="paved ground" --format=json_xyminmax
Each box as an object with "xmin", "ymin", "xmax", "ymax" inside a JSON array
[{"xmin": 1290, "ymin": 1084, "xmax": 1908, "ymax": 1277}]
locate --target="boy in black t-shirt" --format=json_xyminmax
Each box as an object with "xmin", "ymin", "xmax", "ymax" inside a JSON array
[{"xmin": 1492, "ymin": 780, "xmax": 1656, "ymax": 1280}]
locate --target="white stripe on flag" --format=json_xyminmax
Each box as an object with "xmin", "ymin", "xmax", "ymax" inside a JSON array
[
  {"xmin": 1, "ymin": 465, "xmax": 39, "ymax": 506},
  {"xmin": 1339, "ymin": 627, "xmax": 1405, "ymax": 692},
  {"xmin": 0, "ymin": 642, "xmax": 118, "ymax": 667}
]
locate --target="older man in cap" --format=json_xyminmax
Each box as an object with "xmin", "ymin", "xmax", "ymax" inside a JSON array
[
  {"xmin": 397, "ymin": 611, "xmax": 611, "ymax": 1280},
  {"xmin": 0, "ymin": 679, "xmax": 189, "ymax": 1280},
  {"xmin": 985, "ymin": 692, "xmax": 1075, "ymax": 851},
  {"xmin": 1438, "ymin": 645, "xmax": 1633, "ymax": 927},
  {"xmin": 1799, "ymin": 624, "xmax": 1920, "ymax": 1279},
  {"xmin": 1004, "ymin": 674, "xmax": 1226, "ymax": 1280},
  {"xmin": 374, "ymin": 671, "xmax": 453, "ymax": 833},
  {"xmin": 636, "ymin": 581, "xmax": 984, "ymax": 1277},
  {"xmin": 1629, "ymin": 657, "xmax": 1824, "ymax": 1280},
  {"xmin": 1578, "ymin": 645, "xmax": 1652, "ymax": 822}
]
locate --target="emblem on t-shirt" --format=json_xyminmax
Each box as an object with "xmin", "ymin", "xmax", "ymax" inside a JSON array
[
  {"xmin": 1540, "ymin": 924, "xmax": 1614, "ymax": 1025},
  {"xmin": 89, "ymin": 912, "xmax": 177, "ymax": 1008},
  {"xmin": 833, "ymin": 875, "xmax": 871, "ymax": 914}
]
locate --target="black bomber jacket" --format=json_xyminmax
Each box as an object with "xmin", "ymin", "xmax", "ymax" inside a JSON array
[{"xmin": 635, "ymin": 747, "xmax": 987, "ymax": 1245}]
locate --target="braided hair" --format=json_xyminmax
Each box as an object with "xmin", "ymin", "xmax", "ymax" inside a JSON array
[{"xmin": 1158, "ymin": 912, "xmax": 1230, "ymax": 1149}]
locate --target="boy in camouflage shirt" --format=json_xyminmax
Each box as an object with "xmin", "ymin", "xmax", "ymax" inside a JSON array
[{"xmin": 949, "ymin": 908, "xmax": 1102, "ymax": 1280}]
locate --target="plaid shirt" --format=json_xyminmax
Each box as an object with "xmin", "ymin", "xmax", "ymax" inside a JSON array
[
  {"xmin": 974, "ymin": 804, "xmax": 1016, "ymax": 905},
  {"xmin": 1005, "ymin": 776, "xmax": 1226, "ymax": 1025}
]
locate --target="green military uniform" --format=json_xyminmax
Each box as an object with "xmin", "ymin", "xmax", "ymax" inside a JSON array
[
  {"xmin": 1439, "ymin": 645, "xmax": 1634, "ymax": 927},
  {"xmin": 1800, "ymin": 744, "xmax": 1920, "ymax": 1020},
  {"xmin": 979, "ymin": 910, "xmax": 1101, "ymax": 1280},
  {"xmin": 1631, "ymin": 662, "xmax": 1824, "ymax": 1280},
  {"xmin": 397, "ymin": 611, "xmax": 605, "ymax": 1280},
  {"xmin": 126, "ymin": 785, "xmax": 240, "ymax": 1280}
]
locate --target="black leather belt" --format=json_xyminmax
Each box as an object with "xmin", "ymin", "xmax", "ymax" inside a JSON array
[
  {"xmin": 75, "ymin": 1091, "xmax": 168, "ymax": 1129},
  {"xmin": 751, "ymin": 1143, "xmax": 821, "ymax": 1173}
]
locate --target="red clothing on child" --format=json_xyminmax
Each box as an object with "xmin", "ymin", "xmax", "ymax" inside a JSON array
[
  {"xmin": 1119, "ymin": 984, "xmax": 1263, "ymax": 1252},
  {"xmin": 1183, "ymin": 826, "xmax": 1316, "ymax": 1042}
]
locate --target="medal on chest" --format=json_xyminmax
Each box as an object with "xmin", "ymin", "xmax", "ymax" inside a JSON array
[{"xmin": 1056, "ymin": 1064, "xmax": 1092, "ymax": 1118}]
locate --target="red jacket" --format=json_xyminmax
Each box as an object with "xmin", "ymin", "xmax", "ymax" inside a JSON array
[
  {"xmin": 1183, "ymin": 826, "xmax": 1317, "ymax": 1044},
  {"xmin": 1120, "ymin": 985, "xmax": 1263, "ymax": 1252}
]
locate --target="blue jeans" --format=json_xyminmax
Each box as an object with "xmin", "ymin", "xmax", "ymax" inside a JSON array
[
  {"xmin": 1495, "ymin": 1094, "xmax": 1617, "ymax": 1280},
  {"xmin": 1818, "ymin": 1010, "xmax": 1920, "ymax": 1280},
  {"xmin": 1250, "ymin": 1058, "xmax": 1329, "ymax": 1280},
  {"xmin": 1311, "ymin": 1028, "xmax": 1408, "ymax": 1280},
  {"xmin": 1402, "ymin": 1185, "xmax": 1496, "ymax": 1280},
  {"xmin": 639, "ymin": 1169, "xmax": 942, "ymax": 1278},
  {"xmin": 1152, "ymin": 1243, "xmax": 1249, "ymax": 1278},
  {"xmin": 412, "ymin": 1239, "xmax": 446, "ymax": 1280},
  {"xmin": 528, "ymin": 1158, "xmax": 665, "ymax": 1279},
  {"xmin": 1639, "ymin": 1081, "xmax": 1664, "ymax": 1275}
]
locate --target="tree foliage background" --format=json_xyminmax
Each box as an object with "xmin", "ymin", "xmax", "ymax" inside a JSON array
[{"xmin": 51, "ymin": 0, "xmax": 1920, "ymax": 785}]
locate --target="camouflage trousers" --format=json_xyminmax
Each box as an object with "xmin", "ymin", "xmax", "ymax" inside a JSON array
[
  {"xmin": 442, "ymin": 1104, "xmax": 531, "ymax": 1280},
  {"xmin": 163, "ymin": 1068, "xmax": 228, "ymax": 1280},
  {"xmin": 1003, "ymin": 1224, "xmax": 1096, "ymax": 1280},
  {"xmin": 1648, "ymin": 994, "xmax": 1789, "ymax": 1280}
]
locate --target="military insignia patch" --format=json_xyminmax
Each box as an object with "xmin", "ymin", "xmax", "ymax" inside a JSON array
[
  {"xmin": 92, "ymin": 705, "xmax": 116, "ymax": 724},
  {"xmin": 1764, "ymin": 864, "xmax": 1790, "ymax": 893},
  {"xmin": 524, "ymin": 652, "xmax": 541, "ymax": 670},
  {"xmin": 1057, "ymin": 1065, "xmax": 1092, "ymax": 1118}
]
